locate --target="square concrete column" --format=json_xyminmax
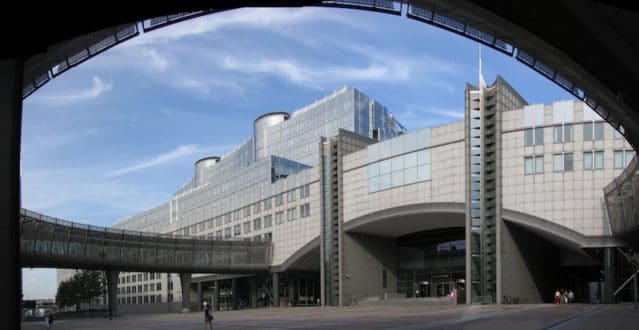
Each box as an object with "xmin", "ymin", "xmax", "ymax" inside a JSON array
[
  {"xmin": 213, "ymin": 280, "xmax": 220, "ymax": 311},
  {"xmin": 106, "ymin": 270, "xmax": 119, "ymax": 316},
  {"xmin": 0, "ymin": 58, "xmax": 23, "ymax": 329},
  {"xmin": 249, "ymin": 277, "xmax": 257, "ymax": 309},
  {"xmin": 272, "ymin": 273, "xmax": 279, "ymax": 307},
  {"xmin": 604, "ymin": 247, "xmax": 616, "ymax": 304},
  {"xmin": 197, "ymin": 283, "xmax": 203, "ymax": 311},
  {"xmin": 288, "ymin": 279, "xmax": 296, "ymax": 306},
  {"xmin": 231, "ymin": 278, "xmax": 238, "ymax": 310},
  {"xmin": 179, "ymin": 273, "xmax": 192, "ymax": 312}
]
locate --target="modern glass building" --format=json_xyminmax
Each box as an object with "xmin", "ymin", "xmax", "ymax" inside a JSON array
[{"xmin": 98, "ymin": 78, "xmax": 636, "ymax": 312}]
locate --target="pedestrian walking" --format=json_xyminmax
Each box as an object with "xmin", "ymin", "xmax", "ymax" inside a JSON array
[
  {"xmin": 47, "ymin": 309, "xmax": 54, "ymax": 327},
  {"xmin": 568, "ymin": 290, "xmax": 574, "ymax": 303},
  {"xmin": 204, "ymin": 304, "xmax": 213, "ymax": 330},
  {"xmin": 554, "ymin": 290, "xmax": 560, "ymax": 304}
]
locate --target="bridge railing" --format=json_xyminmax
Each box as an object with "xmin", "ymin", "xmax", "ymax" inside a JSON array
[
  {"xmin": 20, "ymin": 209, "xmax": 272, "ymax": 272},
  {"xmin": 604, "ymin": 155, "xmax": 639, "ymax": 237}
]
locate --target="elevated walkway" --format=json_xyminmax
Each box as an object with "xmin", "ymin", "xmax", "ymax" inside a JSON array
[
  {"xmin": 19, "ymin": 209, "xmax": 271, "ymax": 273},
  {"xmin": 604, "ymin": 156, "xmax": 639, "ymax": 246}
]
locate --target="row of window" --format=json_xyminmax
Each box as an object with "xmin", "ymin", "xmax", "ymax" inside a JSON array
[
  {"xmin": 524, "ymin": 150, "xmax": 635, "ymax": 174},
  {"xmin": 210, "ymin": 203, "xmax": 310, "ymax": 240},
  {"xmin": 178, "ymin": 184, "xmax": 311, "ymax": 236},
  {"xmin": 118, "ymin": 273, "xmax": 162, "ymax": 284},
  {"xmin": 524, "ymin": 121, "xmax": 617, "ymax": 146},
  {"xmin": 118, "ymin": 294, "xmax": 164, "ymax": 305},
  {"xmin": 118, "ymin": 282, "xmax": 163, "ymax": 294},
  {"xmin": 368, "ymin": 149, "xmax": 432, "ymax": 193}
]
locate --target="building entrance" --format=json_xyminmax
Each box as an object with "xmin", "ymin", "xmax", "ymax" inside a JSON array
[{"xmin": 396, "ymin": 227, "xmax": 465, "ymax": 298}]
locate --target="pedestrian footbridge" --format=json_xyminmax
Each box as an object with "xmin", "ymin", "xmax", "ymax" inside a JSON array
[{"xmin": 19, "ymin": 209, "xmax": 272, "ymax": 274}]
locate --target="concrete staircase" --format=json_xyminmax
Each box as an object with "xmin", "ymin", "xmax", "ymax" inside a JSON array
[{"xmin": 355, "ymin": 296, "xmax": 457, "ymax": 307}]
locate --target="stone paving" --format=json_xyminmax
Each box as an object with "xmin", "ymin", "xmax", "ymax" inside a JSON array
[{"xmin": 21, "ymin": 303, "xmax": 639, "ymax": 329}]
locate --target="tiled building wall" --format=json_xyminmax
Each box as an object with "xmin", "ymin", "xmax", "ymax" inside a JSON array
[
  {"xmin": 342, "ymin": 122, "xmax": 466, "ymax": 224},
  {"xmin": 501, "ymin": 100, "xmax": 632, "ymax": 236}
]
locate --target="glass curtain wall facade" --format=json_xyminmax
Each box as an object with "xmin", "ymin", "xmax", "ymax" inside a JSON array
[{"xmin": 112, "ymin": 86, "xmax": 403, "ymax": 308}]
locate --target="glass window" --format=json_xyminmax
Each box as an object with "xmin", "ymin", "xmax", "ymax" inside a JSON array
[
  {"xmin": 594, "ymin": 151, "xmax": 604, "ymax": 169},
  {"xmin": 391, "ymin": 155, "xmax": 404, "ymax": 172},
  {"xmin": 379, "ymin": 141, "xmax": 392, "ymax": 159},
  {"xmin": 233, "ymin": 225, "xmax": 241, "ymax": 236},
  {"xmin": 404, "ymin": 166, "xmax": 418, "ymax": 185},
  {"xmin": 553, "ymin": 125, "xmax": 563, "ymax": 143},
  {"xmin": 417, "ymin": 149, "xmax": 431, "ymax": 165},
  {"xmin": 404, "ymin": 152, "xmax": 417, "ymax": 168},
  {"xmin": 614, "ymin": 129, "xmax": 624, "ymax": 140},
  {"xmin": 243, "ymin": 221, "xmax": 251, "ymax": 233},
  {"xmin": 264, "ymin": 198, "xmax": 272, "ymax": 210},
  {"xmin": 626, "ymin": 151, "xmax": 636, "ymax": 166},
  {"xmin": 553, "ymin": 154, "xmax": 563, "ymax": 172},
  {"xmin": 287, "ymin": 190, "xmax": 296, "ymax": 202},
  {"xmin": 583, "ymin": 122, "xmax": 593, "ymax": 141},
  {"xmin": 417, "ymin": 164, "xmax": 431, "ymax": 181},
  {"xmin": 368, "ymin": 143, "xmax": 379, "ymax": 162},
  {"xmin": 564, "ymin": 124, "xmax": 573, "ymax": 142},
  {"xmin": 524, "ymin": 157, "xmax": 534, "ymax": 174},
  {"xmin": 594, "ymin": 122, "xmax": 604, "ymax": 140},
  {"xmin": 583, "ymin": 152, "xmax": 593, "ymax": 170},
  {"xmin": 524, "ymin": 128, "xmax": 533, "ymax": 146},
  {"xmin": 391, "ymin": 170, "xmax": 404, "ymax": 187},
  {"xmin": 614, "ymin": 150, "xmax": 624, "ymax": 169},
  {"xmin": 379, "ymin": 173, "xmax": 391, "ymax": 190},
  {"xmin": 368, "ymin": 176, "xmax": 380, "ymax": 192},
  {"xmin": 379, "ymin": 159, "xmax": 392, "ymax": 175},
  {"xmin": 264, "ymin": 215, "xmax": 272, "ymax": 228},
  {"xmin": 534, "ymin": 126, "xmax": 544, "ymax": 145},
  {"xmin": 287, "ymin": 208, "xmax": 296, "ymax": 221},
  {"xmin": 253, "ymin": 218, "xmax": 261, "ymax": 231},
  {"xmin": 564, "ymin": 153, "xmax": 574, "ymax": 171},
  {"xmin": 368, "ymin": 162, "xmax": 379, "ymax": 178},
  {"xmin": 535, "ymin": 156, "xmax": 544, "ymax": 173}
]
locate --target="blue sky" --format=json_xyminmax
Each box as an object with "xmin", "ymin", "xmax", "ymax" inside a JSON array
[{"xmin": 20, "ymin": 7, "xmax": 573, "ymax": 299}]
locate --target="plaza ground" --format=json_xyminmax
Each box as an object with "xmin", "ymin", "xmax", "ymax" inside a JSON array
[{"xmin": 21, "ymin": 303, "xmax": 639, "ymax": 329}]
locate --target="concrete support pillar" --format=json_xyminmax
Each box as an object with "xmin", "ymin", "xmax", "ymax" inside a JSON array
[
  {"xmin": 179, "ymin": 273, "xmax": 192, "ymax": 312},
  {"xmin": 106, "ymin": 270, "xmax": 119, "ymax": 316},
  {"xmin": 249, "ymin": 277, "xmax": 257, "ymax": 309},
  {"xmin": 604, "ymin": 247, "xmax": 616, "ymax": 304},
  {"xmin": 213, "ymin": 280, "xmax": 220, "ymax": 311},
  {"xmin": 0, "ymin": 58, "xmax": 23, "ymax": 329},
  {"xmin": 272, "ymin": 273, "xmax": 279, "ymax": 307},
  {"xmin": 231, "ymin": 278, "xmax": 238, "ymax": 310},
  {"xmin": 288, "ymin": 279, "xmax": 296, "ymax": 306},
  {"xmin": 634, "ymin": 267, "xmax": 638, "ymax": 310},
  {"xmin": 197, "ymin": 283, "xmax": 202, "ymax": 311}
]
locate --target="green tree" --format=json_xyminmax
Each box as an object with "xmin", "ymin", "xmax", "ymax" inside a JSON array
[{"xmin": 55, "ymin": 270, "xmax": 106, "ymax": 310}]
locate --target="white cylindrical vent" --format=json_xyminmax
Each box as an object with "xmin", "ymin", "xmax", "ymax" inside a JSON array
[
  {"xmin": 253, "ymin": 112, "xmax": 289, "ymax": 160},
  {"xmin": 194, "ymin": 156, "xmax": 220, "ymax": 187}
]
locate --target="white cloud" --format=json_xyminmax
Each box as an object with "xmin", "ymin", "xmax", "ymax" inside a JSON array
[
  {"xmin": 220, "ymin": 56, "xmax": 410, "ymax": 89},
  {"xmin": 108, "ymin": 145, "xmax": 201, "ymax": 177},
  {"xmin": 44, "ymin": 76, "xmax": 112, "ymax": 106},
  {"xmin": 138, "ymin": 47, "xmax": 169, "ymax": 72},
  {"xmin": 125, "ymin": 8, "xmax": 359, "ymax": 47}
]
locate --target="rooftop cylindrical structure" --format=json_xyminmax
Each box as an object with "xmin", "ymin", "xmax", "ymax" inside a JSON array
[
  {"xmin": 253, "ymin": 112, "xmax": 289, "ymax": 161},
  {"xmin": 194, "ymin": 156, "xmax": 220, "ymax": 187}
]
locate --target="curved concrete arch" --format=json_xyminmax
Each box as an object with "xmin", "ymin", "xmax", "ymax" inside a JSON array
[
  {"xmin": 14, "ymin": 1, "xmax": 639, "ymax": 148},
  {"xmin": 502, "ymin": 208, "xmax": 626, "ymax": 249},
  {"xmin": 343, "ymin": 202, "xmax": 466, "ymax": 238},
  {"xmin": 272, "ymin": 237, "xmax": 320, "ymax": 273}
]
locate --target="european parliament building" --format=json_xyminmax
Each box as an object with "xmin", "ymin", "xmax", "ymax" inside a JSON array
[{"xmin": 104, "ymin": 78, "xmax": 635, "ymax": 311}]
